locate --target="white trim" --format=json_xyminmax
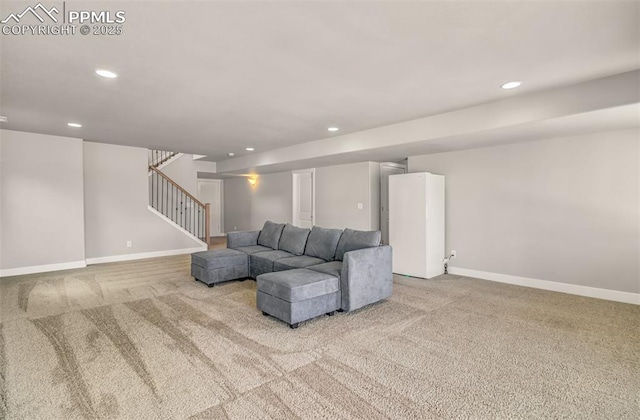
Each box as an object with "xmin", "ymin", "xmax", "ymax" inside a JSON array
[
  {"xmin": 380, "ymin": 162, "xmax": 407, "ymax": 171},
  {"xmin": 86, "ymin": 246, "xmax": 206, "ymax": 265},
  {"xmin": 220, "ymin": 180, "xmax": 224, "ymax": 235},
  {"xmin": 292, "ymin": 168, "xmax": 315, "ymax": 227},
  {"xmin": 147, "ymin": 205, "xmax": 208, "ymax": 247},
  {"xmin": 448, "ymin": 267, "xmax": 640, "ymax": 305},
  {"xmin": 379, "ymin": 163, "xmax": 406, "ymax": 245},
  {"xmin": 0, "ymin": 260, "xmax": 87, "ymax": 277}
]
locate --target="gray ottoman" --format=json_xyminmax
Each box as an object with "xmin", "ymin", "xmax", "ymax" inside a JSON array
[
  {"xmin": 191, "ymin": 249, "xmax": 249, "ymax": 287},
  {"xmin": 257, "ymin": 268, "xmax": 340, "ymax": 329}
]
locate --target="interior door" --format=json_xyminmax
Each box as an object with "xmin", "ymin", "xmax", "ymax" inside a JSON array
[
  {"xmin": 380, "ymin": 164, "xmax": 406, "ymax": 244},
  {"xmin": 197, "ymin": 179, "xmax": 222, "ymax": 237},
  {"xmin": 292, "ymin": 170, "xmax": 314, "ymax": 228}
]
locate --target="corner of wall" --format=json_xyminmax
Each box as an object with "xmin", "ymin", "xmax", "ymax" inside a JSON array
[{"xmin": 369, "ymin": 162, "xmax": 381, "ymax": 230}]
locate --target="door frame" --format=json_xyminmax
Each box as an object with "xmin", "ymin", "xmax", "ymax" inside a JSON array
[
  {"xmin": 380, "ymin": 162, "xmax": 407, "ymax": 245},
  {"xmin": 292, "ymin": 168, "xmax": 315, "ymax": 227},
  {"xmin": 197, "ymin": 178, "xmax": 224, "ymax": 236}
]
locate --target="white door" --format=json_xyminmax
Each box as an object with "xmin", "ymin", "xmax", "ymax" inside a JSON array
[
  {"xmin": 292, "ymin": 169, "xmax": 314, "ymax": 228},
  {"xmin": 380, "ymin": 164, "xmax": 406, "ymax": 244},
  {"xmin": 197, "ymin": 179, "xmax": 223, "ymax": 237}
]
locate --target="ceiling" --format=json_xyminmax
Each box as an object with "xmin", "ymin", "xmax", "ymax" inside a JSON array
[{"xmin": 1, "ymin": 0, "xmax": 639, "ymax": 170}]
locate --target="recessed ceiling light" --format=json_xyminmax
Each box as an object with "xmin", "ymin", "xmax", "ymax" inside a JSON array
[
  {"xmin": 501, "ymin": 81, "xmax": 522, "ymax": 90},
  {"xmin": 96, "ymin": 69, "xmax": 118, "ymax": 79},
  {"xmin": 67, "ymin": 122, "xmax": 82, "ymax": 128},
  {"xmin": 227, "ymin": 152, "xmax": 235, "ymax": 157},
  {"xmin": 328, "ymin": 127, "xmax": 339, "ymax": 132},
  {"xmin": 245, "ymin": 147, "xmax": 255, "ymax": 151}
]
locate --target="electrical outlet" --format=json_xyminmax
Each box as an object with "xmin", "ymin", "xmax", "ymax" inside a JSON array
[
  {"xmin": 126, "ymin": 240, "xmax": 132, "ymax": 248},
  {"xmin": 451, "ymin": 250, "xmax": 457, "ymax": 258},
  {"xmin": 357, "ymin": 202, "xmax": 363, "ymax": 210},
  {"xmin": 234, "ymin": 226, "xmax": 237, "ymax": 231}
]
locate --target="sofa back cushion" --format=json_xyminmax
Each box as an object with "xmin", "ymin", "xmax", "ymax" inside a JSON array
[
  {"xmin": 304, "ymin": 226, "xmax": 343, "ymax": 261},
  {"xmin": 279, "ymin": 224, "xmax": 311, "ymax": 256},
  {"xmin": 257, "ymin": 221, "xmax": 286, "ymax": 249},
  {"xmin": 335, "ymin": 228, "xmax": 381, "ymax": 261}
]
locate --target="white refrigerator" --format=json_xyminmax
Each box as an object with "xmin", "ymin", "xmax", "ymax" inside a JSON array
[{"xmin": 389, "ymin": 172, "xmax": 445, "ymax": 279}]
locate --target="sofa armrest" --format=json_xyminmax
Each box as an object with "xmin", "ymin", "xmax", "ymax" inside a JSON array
[
  {"xmin": 227, "ymin": 230, "xmax": 260, "ymax": 248},
  {"xmin": 340, "ymin": 245, "xmax": 393, "ymax": 312}
]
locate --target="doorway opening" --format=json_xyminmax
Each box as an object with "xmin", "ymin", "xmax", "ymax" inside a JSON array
[{"xmin": 292, "ymin": 169, "xmax": 315, "ymax": 228}]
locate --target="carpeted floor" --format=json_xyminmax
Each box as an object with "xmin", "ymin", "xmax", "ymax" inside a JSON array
[{"xmin": 0, "ymin": 255, "xmax": 638, "ymax": 419}]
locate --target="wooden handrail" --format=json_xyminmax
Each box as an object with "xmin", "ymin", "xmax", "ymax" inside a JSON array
[
  {"xmin": 153, "ymin": 152, "xmax": 177, "ymax": 168},
  {"xmin": 148, "ymin": 166, "xmax": 206, "ymax": 207}
]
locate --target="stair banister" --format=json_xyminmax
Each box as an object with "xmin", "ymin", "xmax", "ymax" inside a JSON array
[{"xmin": 148, "ymin": 165, "xmax": 211, "ymax": 245}]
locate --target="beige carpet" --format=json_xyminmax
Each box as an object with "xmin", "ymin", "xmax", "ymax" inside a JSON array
[{"xmin": 0, "ymin": 255, "xmax": 638, "ymax": 419}]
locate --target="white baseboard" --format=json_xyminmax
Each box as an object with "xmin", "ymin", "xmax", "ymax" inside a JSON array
[
  {"xmin": 0, "ymin": 260, "xmax": 87, "ymax": 278},
  {"xmin": 86, "ymin": 246, "xmax": 206, "ymax": 265},
  {"xmin": 448, "ymin": 267, "xmax": 639, "ymax": 305}
]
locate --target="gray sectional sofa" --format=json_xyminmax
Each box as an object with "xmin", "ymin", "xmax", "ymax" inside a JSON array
[{"xmin": 191, "ymin": 221, "xmax": 393, "ymax": 328}]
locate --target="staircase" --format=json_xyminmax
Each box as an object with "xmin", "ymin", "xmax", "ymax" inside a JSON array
[{"xmin": 148, "ymin": 150, "xmax": 210, "ymax": 245}]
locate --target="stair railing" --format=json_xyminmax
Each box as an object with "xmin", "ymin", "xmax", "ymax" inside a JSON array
[
  {"xmin": 149, "ymin": 150, "xmax": 178, "ymax": 168},
  {"xmin": 148, "ymin": 166, "xmax": 210, "ymax": 244}
]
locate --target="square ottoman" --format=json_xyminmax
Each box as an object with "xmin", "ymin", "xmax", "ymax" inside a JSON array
[
  {"xmin": 257, "ymin": 268, "xmax": 340, "ymax": 328},
  {"xmin": 191, "ymin": 249, "xmax": 249, "ymax": 287}
]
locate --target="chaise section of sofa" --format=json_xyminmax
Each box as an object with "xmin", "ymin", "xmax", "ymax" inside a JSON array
[
  {"xmin": 308, "ymin": 228, "xmax": 391, "ymax": 312},
  {"xmin": 338, "ymin": 245, "xmax": 393, "ymax": 311},
  {"xmin": 225, "ymin": 221, "xmax": 393, "ymax": 316}
]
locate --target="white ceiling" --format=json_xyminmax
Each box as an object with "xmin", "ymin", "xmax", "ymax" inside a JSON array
[{"xmin": 1, "ymin": 1, "xmax": 639, "ymax": 169}]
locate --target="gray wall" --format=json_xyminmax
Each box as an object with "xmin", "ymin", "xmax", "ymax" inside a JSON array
[
  {"xmin": 224, "ymin": 171, "xmax": 293, "ymax": 232},
  {"xmin": 0, "ymin": 130, "xmax": 86, "ymax": 269},
  {"xmin": 161, "ymin": 154, "xmax": 198, "ymax": 197},
  {"xmin": 315, "ymin": 162, "xmax": 379, "ymax": 230},
  {"xmin": 224, "ymin": 161, "xmax": 381, "ymax": 232},
  {"xmin": 409, "ymin": 128, "xmax": 639, "ymax": 293},
  {"xmin": 369, "ymin": 162, "xmax": 381, "ymax": 231},
  {"xmin": 84, "ymin": 142, "xmax": 203, "ymax": 259}
]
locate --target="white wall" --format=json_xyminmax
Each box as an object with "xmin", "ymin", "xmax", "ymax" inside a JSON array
[
  {"xmin": 223, "ymin": 161, "xmax": 381, "ymax": 232},
  {"xmin": 0, "ymin": 130, "xmax": 86, "ymax": 274},
  {"xmin": 408, "ymin": 129, "xmax": 639, "ymax": 295},
  {"xmin": 84, "ymin": 142, "xmax": 204, "ymax": 260}
]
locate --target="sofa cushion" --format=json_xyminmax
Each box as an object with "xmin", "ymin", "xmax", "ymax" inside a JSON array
[
  {"xmin": 334, "ymin": 228, "xmax": 381, "ymax": 261},
  {"xmin": 191, "ymin": 249, "xmax": 247, "ymax": 269},
  {"xmin": 257, "ymin": 269, "xmax": 339, "ymax": 302},
  {"xmin": 226, "ymin": 230, "xmax": 260, "ymax": 248},
  {"xmin": 273, "ymin": 255, "xmax": 326, "ymax": 272},
  {"xmin": 257, "ymin": 221, "xmax": 285, "ymax": 249},
  {"xmin": 304, "ymin": 226, "xmax": 343, "ymax": 261},
  {"xmin": 250, "ymin": 250, "xmax": 294, "ymax": 273},
  {"xmin": 278, "ymin": 224, "xmax": 311, "ymax": 256},
  {"xmin": 308, "ymin": 261, "xmax": 343, "ymax": 280},
  {"xmin": 233, "ymin": 245, "xmax": 273, "ymax": 255}
]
